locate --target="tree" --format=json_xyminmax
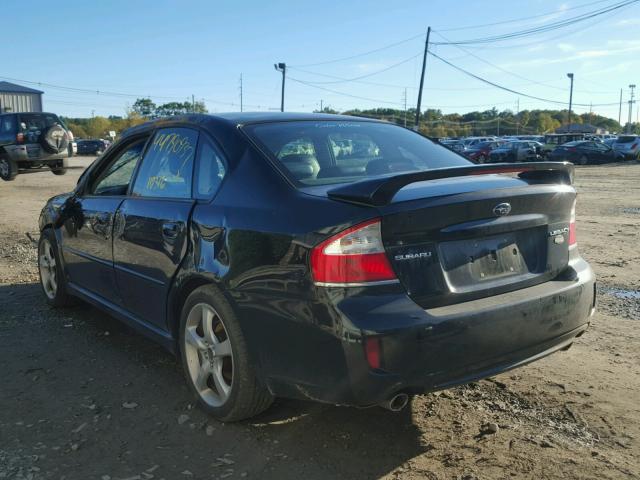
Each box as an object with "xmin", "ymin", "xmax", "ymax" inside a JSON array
[
  {"xmin": 85, "ymin": 116, "xmax": 111, "ymax": 138},
  {"xmin": 313, "ymin": 105, "xmax": 339, "ymax": 114},
  {"xmin": 132, "ymin": 98, "xmax": 156, "ymax": 117},
  {"xmin": 66, "ymin": 122, "xmax": 88, "ymax": 139}
]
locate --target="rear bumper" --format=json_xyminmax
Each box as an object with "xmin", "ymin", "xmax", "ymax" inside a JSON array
[
  {"xmin": 4, "ymin": 144, "xmax": 69, "ymax": 162},
  {"xmin": 263, "ymin": 257, "xmax": 595, "ymax": 406}
]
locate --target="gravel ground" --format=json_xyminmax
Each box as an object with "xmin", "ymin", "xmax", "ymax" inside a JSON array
[{"xmin": 0, "ymin": 158, "xmax": 639, "ymax": 480}]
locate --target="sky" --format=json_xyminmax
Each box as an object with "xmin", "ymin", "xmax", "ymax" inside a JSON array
[{"xmin": 4, "ymin": 0, "xmax": 640, "ymax": 121}]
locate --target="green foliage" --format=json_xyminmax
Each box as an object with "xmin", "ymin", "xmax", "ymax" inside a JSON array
[
  {"xmin": 62, "ymin": 97, "xmax": 208, "ymax": 139},
  {"xmin": 132, "ymin": 98, "xmax": 156, "ymax": 117},
  {"xmin": 342, "ymin": 107, "xmax": 623, "ymax": 136}
]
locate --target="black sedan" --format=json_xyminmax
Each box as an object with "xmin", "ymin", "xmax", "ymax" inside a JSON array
[
  {"xmin": 548, "ymin": 140, "xmax": 621, "ymax": 165},
  {"xmin": 38, "ymin": 113, "xmax": 595, "ymax": 421}
]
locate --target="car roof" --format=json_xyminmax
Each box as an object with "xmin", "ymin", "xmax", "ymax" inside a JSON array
[{"xmin": 122, "ymin": 112, "xmax": 384, "ymax": 139}]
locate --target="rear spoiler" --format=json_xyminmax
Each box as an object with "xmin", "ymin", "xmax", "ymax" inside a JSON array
[{"xmin": 327, "ymin": 162, "xmax": 574, "ymax": 207}]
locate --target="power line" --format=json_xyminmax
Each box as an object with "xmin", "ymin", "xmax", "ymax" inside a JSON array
[
  {"xmin": 288, "ymin": 0, "xmax": 636, "ymax": 70},
  {"xmin": 431, "ymin": 30, "xmax": 619, "ymax": 95},
  {"xmin": 436, "ymin": 3, "xmax": 634, "ymax": 52},
  {"xmin": 427, "ymin": 50, "xmax": 620, "ymax": 107},
  {"xmin": 430, "ymin": 0, "xmax": 638, "ymax": 45},
  {"xmin": 437, "ymin": 0, "xmax": 614, "ymax": 31},
  {"xmin": 289, "ymin": 53, "xmax": 422, "ymax": 85},
  {"xmin": 290, "ymin": 33, "xmax": 425, "ymax": 68},
  {"xmin": 288, "ymin": 77, "xmax": 405, "ymax": 106}
]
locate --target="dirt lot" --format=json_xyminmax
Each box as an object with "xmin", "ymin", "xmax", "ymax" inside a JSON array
[{"xmin": 1, "ymin": 159, "xmax": 639, "ymax": 480}]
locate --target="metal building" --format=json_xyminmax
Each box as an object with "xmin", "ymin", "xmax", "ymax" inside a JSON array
[{"xmin": 0, "ymin": 81, "xmax": 43, "ymax": 113}]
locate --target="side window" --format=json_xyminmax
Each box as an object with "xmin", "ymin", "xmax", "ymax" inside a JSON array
[
  {"xmin": 1, "ymin": 115, "xmax": 15, "ymax": 134},
  {"xmin": 91, "ymin": 140, "xmax": 146, "ymax": 196},
  {"xmin": 131, "ymin": 127, "xmax": 198, "ymax": 199},
  {"xmin": 195, "ymin": 136, "xmax": 226, "ymax": 199}
]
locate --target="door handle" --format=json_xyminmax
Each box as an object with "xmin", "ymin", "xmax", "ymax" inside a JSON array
[{"xmin": 162, "ymin": 222, "xmax": 180, "ymax": 239}]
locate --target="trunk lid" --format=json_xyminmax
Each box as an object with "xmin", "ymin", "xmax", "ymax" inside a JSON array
[{"xmin": 377, "ymin": 175, "xmax": 574, "ymax": 308}]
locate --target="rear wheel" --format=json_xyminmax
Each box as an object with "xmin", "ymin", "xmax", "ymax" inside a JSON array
[
  {"xmin": 577, "ymin": 155, "xmax": 588, "ymax": 166},
  {"xmin": 0, "ymin": 155, "xmax": 18, "ymax": 181},
  {"xmin": 179, "ymin": 285, "xmax": 273, "ymax": 422},
  {"xmin": 476, "ymin": 154, "xmax": 486, "ymax": 164}
]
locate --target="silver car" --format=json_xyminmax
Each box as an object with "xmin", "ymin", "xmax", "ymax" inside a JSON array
[{"xmin": 612, "ymin": 135, "xmax": 640, "ymax": 159}]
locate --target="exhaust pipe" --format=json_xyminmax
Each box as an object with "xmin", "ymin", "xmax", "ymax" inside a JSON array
[{"xmin": 380, "ymin": 393, "xmax": 409, "ymax": 412}]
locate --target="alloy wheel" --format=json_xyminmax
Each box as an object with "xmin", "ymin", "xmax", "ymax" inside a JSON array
[
  {"xmin": 39, "ymin": 238, "xmax": 58, "ymax": 299},
  {"xmin": 184, "ymin": 303, "xmax": 234, "ymax": 407}
]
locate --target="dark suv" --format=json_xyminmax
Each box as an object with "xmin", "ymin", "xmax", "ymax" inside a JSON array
[
  {"xmin": 77, "ymin": 139, "xmax": 109, "ymax": 155},
  {"xmin": 0, "ymin": 112, "xmax": 71, "ymax": 181}
]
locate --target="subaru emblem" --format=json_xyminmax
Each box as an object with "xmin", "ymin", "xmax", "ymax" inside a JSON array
[{"xmin": 493, "ymin": 202, "xmax": 511, "ymax": 217}]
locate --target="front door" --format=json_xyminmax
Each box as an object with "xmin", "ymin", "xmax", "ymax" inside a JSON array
[
  {"xmin": 113, "ymin": 127, "xmax": 199, "ymax": 330},
  {"xmin": 60, "ymin": 138, "xmax": 147, "ymax": 303}
]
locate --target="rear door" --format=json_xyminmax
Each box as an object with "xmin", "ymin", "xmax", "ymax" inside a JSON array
[
  {"xmin": 113, "ymin": 127, "xmax": 199, "ymax": 331},
  {"xmin": 60, "ymin": 138, "xmax": 147, "ymax": 303}
]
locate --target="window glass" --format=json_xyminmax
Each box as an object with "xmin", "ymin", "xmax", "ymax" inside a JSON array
[
  {"xmin": 195, "ymin": 136, "xmax": 226, "ymax": 199},
  {"xmin": 245, "ymin": 121, "xmax": 470, "ymax": 186},
  {"xmin": 1, "ymin": 115, "xmax": 15, "ymax": 133},
  {"xmin": 132, "ymin": 128, "xmax": 198, "ymax": 199},
  {"xmin": 18, "ymin": 113, "xmax": 62, "ymax": 131},
  {"xmin": 276, "ymin": 137, "xmax": 318, "ymax": 182},
  {"xmin": 92, "ymin": 141, "xmax": 145, "ymax": 196}
]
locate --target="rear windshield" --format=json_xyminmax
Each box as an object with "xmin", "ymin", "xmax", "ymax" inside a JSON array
[
  {"xmin": 616, "ymin": 136, "xmax": 637, "ymax": 144},
  {"xmin": 18, "ymin": 113, "xmax": 64, "ymax": 131},
  {"xmin": 244, "ymin": 120, "xmax": 470, "ymax": 186}
]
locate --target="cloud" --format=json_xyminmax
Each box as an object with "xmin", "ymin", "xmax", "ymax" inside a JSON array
[
  {"xmin": 615, "ymin": 17, "xmax": 640, "ymax": 26},
  {"xmin": 499, "ymin": 44, "xmax": 640, "ymax": 69},
  {"xmin": 354, "ymin": 62, "xmax": 390, "ymax": 72},
  {"xmin": 557, "ymin": 43, "xmax": 575, "ymax": 52}
]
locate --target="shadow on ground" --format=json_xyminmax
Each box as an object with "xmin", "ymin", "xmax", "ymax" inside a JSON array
[{"xmin": 1, "ymin": 282, "xmax": 428, "ymax": 479}]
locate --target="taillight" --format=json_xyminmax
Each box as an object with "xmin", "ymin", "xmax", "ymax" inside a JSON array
[
  {"xmin": 310, "ymin": 218, "xmax": 398, "ymax": 286},
  {"xmin": 569, "ymin": 200, "xmax": 577, "ymax": 246},
  {"xmin": 631, "ymin": 143, "xmax": 638, "ymax": 149},
  {"xmin": 16, "ymin": 133, "xmax": 24, "ymax": 144}
]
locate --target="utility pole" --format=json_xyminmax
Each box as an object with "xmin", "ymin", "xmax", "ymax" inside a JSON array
[
  {"xmin": 320, "ymin": 99, "xmax": 323, "ymax": 112},
  {"xmin": 239, "ymin": 74, "xmax": 243, "ymax": 112},
  {"xmin": 516, "ymin": 98, "xmax": 520, "ymax": 135},
  {"xmin": 414, "ymin": 26, "xmax": 431, "ymax": 131},
  {"xmin": 567, "ymin": 73, "xmax": 574, "ymax": 130},
  {"xmin": 618, "ymin": 88, "xmax": 623, "ymax": 128},
  {"xmin": 274, "ymin": 63, "xmax": 286, "ymax": 112},
  {"xmin": 589, "ymin": 102, "xmax": 593, "ymax": 125},
  {"xmin": 402, "ymin": 88, "xmax": 408, "ymax": 128},
  {"xmin": 192, "ymin": 94, "xmax": 195, "ymax": 113},
  {"xmin": 628, "ymin": 84, "xmax": 636, "ymax": 133},
  {"xmin": 497, "ymin": 117, "xmax": 500, "ymax": 136}
]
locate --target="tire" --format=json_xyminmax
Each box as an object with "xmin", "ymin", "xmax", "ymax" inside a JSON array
[
  {"xmin": 51, "ymin": 158, "xmax": 69, "ymax": 176},
  {"xmin": 577, "ymin": 155, "xmax": 588, "ymax": 166},
  {"xmin": 477, "ymin": 154, "xmax": 486, "ymax": 164},
  {"xmin": 0, "ymin": 155, "xmax": 18, "ymax": 181},
  {"xmin": 40, "ymin": 125, "xmax": 69, "ymax": 154},
  {"xmin": 179, "ymin": 285, "xmax": 273, "ymax": 422},
  {"xmin": 38, "ymin": 229, "xmax": 76, "ymax": 307}
]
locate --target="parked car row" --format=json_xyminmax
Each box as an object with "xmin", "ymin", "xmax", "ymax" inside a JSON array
[{"xmin": 439, "ymin": 133, "xmax": 638, "ymax": 165}]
